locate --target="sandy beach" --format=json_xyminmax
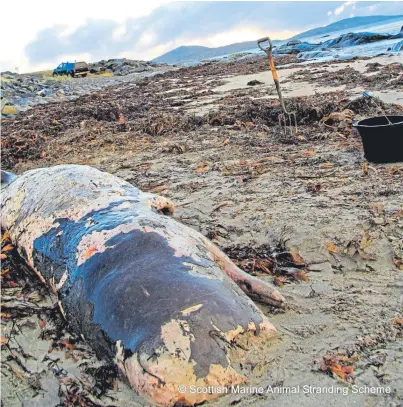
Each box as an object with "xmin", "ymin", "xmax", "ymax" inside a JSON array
[{"xmin": 1, "ymin": 51, "xmax": 402, "ymax": 407}]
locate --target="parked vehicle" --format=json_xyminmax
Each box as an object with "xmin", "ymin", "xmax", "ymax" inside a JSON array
[{"xmin": 52, "ymin": 61, "xmax": 89, "ymax": 78}]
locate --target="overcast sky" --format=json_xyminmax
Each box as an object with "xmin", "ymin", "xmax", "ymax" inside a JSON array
[{"xmin": 1, "ymin": 1, "xmax": 402, "ymax": 72}]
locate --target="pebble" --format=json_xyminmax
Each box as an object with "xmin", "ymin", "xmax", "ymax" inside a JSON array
[
  {"xmin": 373, "ymin": 217, "xmax": 385, "ymax": 225},
  {"xmin": 1, "ymin": 105, "xmax": 18, "ymax": 115}
]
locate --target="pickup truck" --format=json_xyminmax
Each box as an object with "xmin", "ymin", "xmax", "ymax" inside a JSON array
[{"xmin": 52, "ymin": 61, "xmax": 89, "ymax": 78}]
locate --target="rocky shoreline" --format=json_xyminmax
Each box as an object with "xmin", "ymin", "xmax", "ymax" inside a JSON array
[
  {"xmin": 89, "ymin": 58, "xmax": 170, "ymax": 76},
  {"xmin": 273, "ymin": 28, "xmax": 403, "ymax": 57},
  {"xmin": 1, "ymin": 59, "xmax": 175, "ymax": 118},
  {"xmin": 2, "ymin": 25, "xmax": 402, "ymax": 119}
]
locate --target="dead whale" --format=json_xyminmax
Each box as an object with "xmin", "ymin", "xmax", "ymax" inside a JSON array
[{"xmin": 1, "ymin": 165, "xmax": 286, "ymax": 406}]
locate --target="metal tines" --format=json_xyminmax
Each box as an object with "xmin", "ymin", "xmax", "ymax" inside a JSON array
[
  {"xmin": 279, "ymin": 112, "xmax": 298, "ymax": 138},
  {"xmin": 257, "ymin": 36, "xmax": 298, "ymax": 138}
]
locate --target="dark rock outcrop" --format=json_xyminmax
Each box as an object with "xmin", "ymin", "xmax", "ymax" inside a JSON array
[
  {"xmin": 273, "ymin": 41, "xmax": 318, "ymax": 55},
  {"xmin": 322, "ymin": 31, "xmax": 403, "ymax": 49},
  {"xmin": 89, "ymin": 58, "xmax": 168, "ymax": 76}
]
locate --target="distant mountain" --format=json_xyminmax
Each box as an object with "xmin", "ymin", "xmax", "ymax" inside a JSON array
[
  {"xmin": 292, "ymin": 15, "xmax": 403, "ymax": 40},
  {"xmin": 152, "ymin": 40, "xmax": 280, "ymax": 64},
  {"xmin": 153, "ymin": 15, "xmax": 403, "ymax": 64}
]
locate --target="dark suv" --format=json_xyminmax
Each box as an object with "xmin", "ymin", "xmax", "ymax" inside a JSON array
[{"xmin": 53, "ymin": 61, "xmax": 89, "ymax": 77}]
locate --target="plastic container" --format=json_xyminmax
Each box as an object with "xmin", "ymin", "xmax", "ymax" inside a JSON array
[{"xmin": 353, "ymin": 116, "xmax": 403, "ymax": 163}]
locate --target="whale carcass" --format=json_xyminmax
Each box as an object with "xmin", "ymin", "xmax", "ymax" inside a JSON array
[{"xmin": 1, "ymin": 164, "xmax": 286, "ymax": 406}]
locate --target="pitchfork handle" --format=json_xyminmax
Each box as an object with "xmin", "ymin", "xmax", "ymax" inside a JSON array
[
  {"xmin": 257, "ymin": 36, "xmax": 287, "ymax": 114},
  {"xmin": 257, "ymin": 37, "xmax": 273, "ymax": 55}
]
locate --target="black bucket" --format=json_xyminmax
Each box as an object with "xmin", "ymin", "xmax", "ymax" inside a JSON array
[{"xmin": 353, "ymin": 116, "xmax": 403, "ymax": 163}]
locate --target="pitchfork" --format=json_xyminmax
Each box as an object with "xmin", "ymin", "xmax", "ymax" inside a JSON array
[{"xmin": 257, "ymin": 36, "xmax": 297, "ymax": 138}]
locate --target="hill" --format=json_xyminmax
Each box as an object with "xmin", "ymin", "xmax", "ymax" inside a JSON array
[
  {"xmin": 152, "ymin": 40, "xmax": 280, "ymax": 64},
  {"xmin": 293, "ymin": 15, "xmax": 403, "ymax": 40}
]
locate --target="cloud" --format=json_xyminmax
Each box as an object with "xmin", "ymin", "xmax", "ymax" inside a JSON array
[
  {"xmin": 23, "ymin": 2, "xmax": 344, "ymax": 67},
  {"xmin": 334, "ymin": 1, "xmax": 356, "ymax": 16},
  {"xmin": 329, "ymin": 1, "xmax": 403, "ymax": 20},
  {"xmin": 5, "ymin": 1, "xmax": 403, "ymax": 72}
]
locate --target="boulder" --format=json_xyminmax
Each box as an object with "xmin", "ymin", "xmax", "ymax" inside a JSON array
[
  {"xmin": 37, "ymin": 89, "xmax": 50, "ymax": 97},
  {"xmin": 1, "ymin": 105, "xmax": 18, "ymax": 115},
  {"xmin": 273, "ymin": 41, "xmax": 317, "ymax": 55},
  {"xmin": 286, "ymin": 39, "xmax": 302, "ymax": 46},
  {"xmin": 297, "ymin": 50, "xmax": 334, "ymax": 60},
  {"xmin": 391, "ymin": 40, "xmax": 403, "ymax": 52},
  {"xmin": 322, "ymin": 32, "xmax": 401, "ymax": 49},
  {"xmin": 1, "ymin": 98, "xmax": 9, "ymax": 109}
]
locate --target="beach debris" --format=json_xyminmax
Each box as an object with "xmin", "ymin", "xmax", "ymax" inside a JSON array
[
  {"xmin": 225, "ymin": 242, "xmax": 308, "ymax": 284},
  {"xmin": 247, "ymin": 79, "xmax": 264, "ymax": 86},
  {"xmin": 326, "ymin": 242, "xmax": 339, "ymax": 254},
  {"xmin": 289, "ymin": 63, "xmax": 402, "ymax": 90},
  {"xmin": 320, "ymin": 352, "xmax": 356, "ymax": 382},
  {"xmin": 323, "ymin": 109, "xmax": 354, "ymax": 130},
  {"xmin": 3, "ymin": 55, "xmax": 401, "ymax": 170}
]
